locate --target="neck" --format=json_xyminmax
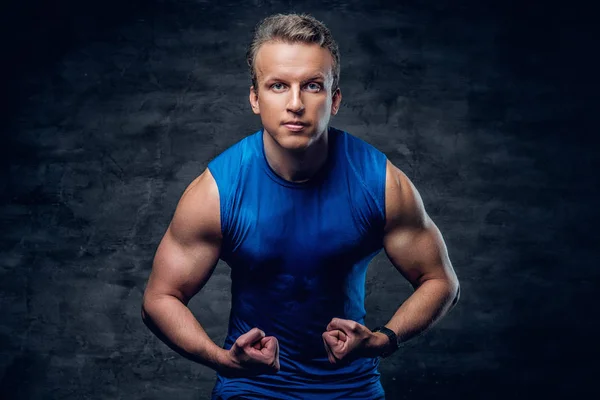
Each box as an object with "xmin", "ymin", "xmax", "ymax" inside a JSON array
[{"xmin": 263, "ymin": 129, "xmax": 329, "ymax": 183}]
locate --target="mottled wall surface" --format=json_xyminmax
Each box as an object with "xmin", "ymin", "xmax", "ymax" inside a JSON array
[{"xmin": 1, "ymin": 0, "xmax": 597, "ymax": 399}]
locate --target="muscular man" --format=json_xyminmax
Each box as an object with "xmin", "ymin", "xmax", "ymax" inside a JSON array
[{"xmin": 142, "ymin": 13, "xmax": 460, "ymax": 399}]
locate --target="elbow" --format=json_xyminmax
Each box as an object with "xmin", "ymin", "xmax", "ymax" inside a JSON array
[
  {"xmin": 141, "ymin": 303, "xmax": 149, "ymax": 323},
  {"xmin": 453, "ymin": 285, "xmax": 460, "ymax": 306},
  {"xmin": 141, "ymin": 298, "xmax": 161, "ymax": 334},
  {"xmin": 449, "ymin": 280, "xmax": 460, "ymax": 308},
  {"xmin": 141, "ymin": 294, "xmax": 154, "ymax": 326},
  {"xmin": 141, "ymin": 303, "xmax": 149, "ymax": 326},
  {"xmin": 140, "ymin": 292, "xmax": 179, "ymax": 328}
]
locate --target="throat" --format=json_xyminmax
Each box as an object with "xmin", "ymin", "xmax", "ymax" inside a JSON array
[{"xmin": 263, "ymin": 130, "xmax": 330, "ymax": 183}]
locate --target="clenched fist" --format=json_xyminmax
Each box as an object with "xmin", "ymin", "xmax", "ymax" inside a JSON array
[
  {"xmin": 221, "ymin": 328, "xmax": 280, "ymax": 377},
  {"xmin": 322, "ymin": 318, "xmax": 389, "ymax": 365}
]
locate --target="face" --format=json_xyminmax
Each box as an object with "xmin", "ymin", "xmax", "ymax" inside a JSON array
[{"xmin": 249, "ymin": 41, "xmax": 342, "ymax": 152}]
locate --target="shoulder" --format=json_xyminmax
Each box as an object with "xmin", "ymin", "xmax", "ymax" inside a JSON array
[
  {"xmin": 338, "ymin": 128, "xmax": 385, "ymax": 156},
  {"xmin": 384, "ymin": 160, "xmax": 427, "ymax": 233},
  {"xmin": 335, "ymin": 128, "xmax": 387, "ymax": 180},
  {"xmin": 209, "ymin": 131, "xmax": 261, "ymax": 169},
  {"xmin": 207, "ymin": 131, "xmax": 261, "ymax": 193},
  {"xmin": 334, "ymin": 128, "xmax": 388, "ymax": 228},
  {"xmin": 171, "ymin": 168, "xmax": 222, "ymax": 243}
]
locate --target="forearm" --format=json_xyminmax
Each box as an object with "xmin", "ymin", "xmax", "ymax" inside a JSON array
[
  {"xmin": 141, "ymin": 294, "xmax": 227, "ymax": 371},
  {"xmin": 384, "ymin": 278, "xmax": 459, "ymax": 343}
]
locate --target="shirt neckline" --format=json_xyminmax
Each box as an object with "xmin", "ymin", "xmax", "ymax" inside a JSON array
[{"xmin": 258, "ymin": 127, "xmax": 339, "ymax": 189}]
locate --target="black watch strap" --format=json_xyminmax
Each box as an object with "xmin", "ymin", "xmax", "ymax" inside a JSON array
[{"xmin": 372, "ymin": 326, "xmax": 399, "ymax": 358}]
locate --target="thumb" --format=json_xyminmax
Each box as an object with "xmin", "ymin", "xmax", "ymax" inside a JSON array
[
  {"xmin": 260, "ymin": 337, "xmax": 277, "ymax": 352},
  {"xmin": 237, "ymin": 328, "xmax": 265, "ymax": 348},
  {"xmin": 327, "ymin": 317, "xmax": 350, "ymax": 332},
  {"xmin": 322, "ymin": 331, "xmax": 339, "ymax": 348},
  {"xmin": 322, "ymin": 332, "xmax": 339, "ymax": 364},
  {"xmin": 253, "ymin": 335, "xmax": 275, "ymax": 350}
]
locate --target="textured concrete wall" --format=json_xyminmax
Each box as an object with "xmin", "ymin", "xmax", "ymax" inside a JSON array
[{"xmin": 1, "ymin": 0, "xmax": 597, "ymax": 399}]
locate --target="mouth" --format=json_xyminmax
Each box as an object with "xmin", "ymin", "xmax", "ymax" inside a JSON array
[{"xmin": 282, "ymin": 121, "xmax": 308, "ymax": 131}]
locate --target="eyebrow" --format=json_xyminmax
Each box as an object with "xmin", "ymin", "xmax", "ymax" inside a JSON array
[{"xmin": 263, "ymin": 74, "xmax": 326, "ymax": 84}]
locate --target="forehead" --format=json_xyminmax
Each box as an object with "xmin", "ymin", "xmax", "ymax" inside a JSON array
[{"xmin": 254, "ymin": 41, "xmax": 334, "ymax": 82}]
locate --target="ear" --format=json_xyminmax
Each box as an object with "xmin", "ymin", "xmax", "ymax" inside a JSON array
[
  {"xmin": 249, "ymin": 86, "xmax": 260, "ymax": 115},
  {"xmin": 331, "ymin": 88, "xmax": 342, "ymax": 116}
]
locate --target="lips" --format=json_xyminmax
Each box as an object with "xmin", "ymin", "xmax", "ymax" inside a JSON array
[
  {"xmin": 282, "ymin": 121, "xmax": 308, "ymax": 132},
  {"xmin": 282, "ymin": 121, "xmax": 307, "ymax": 126}
]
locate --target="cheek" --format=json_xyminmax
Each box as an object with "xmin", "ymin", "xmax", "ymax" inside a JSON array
[
  {"xmin": 316, "ymin": 98, "xmax": 333, "ymax": 115},
  {"xmin": 259, "ymin": 96, "xmax": 281, "ymax": 113},
  {"xmin": 257, "ymin": 99, "xmax": 281, "ymax": 127}
]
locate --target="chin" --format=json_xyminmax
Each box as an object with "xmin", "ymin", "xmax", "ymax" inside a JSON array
[
  {"xmin": 276, "ymin": 128, "xmax": 316, "ymax": 151},
  {"xmin": 264, "ymin": 126, "xmax": 312, "ymax": 149},
  {"xmin": 277, "ymin": 134, "xmax": 313, "ymax": 152}
]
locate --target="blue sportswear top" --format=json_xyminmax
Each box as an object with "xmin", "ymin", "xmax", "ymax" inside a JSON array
[{"xmin": 207, "ymin": 126, "xmax": 388, "ymax": 399}]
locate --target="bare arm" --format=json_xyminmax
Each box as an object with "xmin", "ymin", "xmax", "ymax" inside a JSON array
[
  {"xmin": 141, "ymin": 169, "xmax": 227, "ymax": 370},
  {"xmin": 321, "ymin": 160, "xmax": 460, "ymax": 362},
  {"xmin": 380, "ymin": 160, "xmax": 460, "ymax": 343}
]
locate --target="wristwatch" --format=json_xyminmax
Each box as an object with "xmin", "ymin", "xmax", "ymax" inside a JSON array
[{"xmin": 372, "ymin": 326, "xmax": 399, "ymax": 358}]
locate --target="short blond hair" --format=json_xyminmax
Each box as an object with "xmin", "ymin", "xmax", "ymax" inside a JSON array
[{"xmin": 246, "ymin": 13, "xmax": 341, "ymax": 93}]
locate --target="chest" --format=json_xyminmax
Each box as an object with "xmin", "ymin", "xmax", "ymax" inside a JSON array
[{"xmin": 225, "ymin": 179, "xmax": 377, "ymax": 276}]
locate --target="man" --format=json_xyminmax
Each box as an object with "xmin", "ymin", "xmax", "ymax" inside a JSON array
[{"xmin": 142, "ymin": 13, "xmax": 459, "ymax": 400}]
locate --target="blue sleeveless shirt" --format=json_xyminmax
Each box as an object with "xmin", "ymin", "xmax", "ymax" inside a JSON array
[{"xmin": 208, "ymin": 127, "xmax": 388, "ymax": 399}]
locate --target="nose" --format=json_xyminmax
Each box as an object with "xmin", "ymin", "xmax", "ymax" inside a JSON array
[{"xmin": 286, "ymin": 86, "xmax": 305, "ymax": 114}]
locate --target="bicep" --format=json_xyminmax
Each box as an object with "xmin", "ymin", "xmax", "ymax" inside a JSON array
[
  {"xmin": 144, "ymin": 170, "xmax": 222, "ymax": 304},
  {"xmin": 147, "ymin": 227, "xmax": 221, "ymax": 304},
  {"xmin": 383, "ymin": 217, "xmax": 454, "ymax": 288},
  {"xmin": 383, "ymin": 160, "xmax": 455, "ymax": 288}
]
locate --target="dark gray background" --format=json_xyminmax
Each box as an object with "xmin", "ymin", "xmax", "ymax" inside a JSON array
[{"xmin": 1, "ymin": 0, "xmax": 597, "ymax": 399}]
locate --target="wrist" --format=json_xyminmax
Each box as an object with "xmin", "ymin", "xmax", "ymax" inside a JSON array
[
  {"xmin": 369, "ymin": 332, "xmax": 391, "ymax": 354},
  {"xmin": 371, "ymin": 326, "xmax": 399, "ymax": 358},
  {"xmin": 215, "ymin": 347, "xmax": 237, "ymax": 372}
]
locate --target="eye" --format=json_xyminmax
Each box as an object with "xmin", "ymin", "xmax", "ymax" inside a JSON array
[
  {"xmin": 306, "ymin": 82, "xmax": 322, "ymax": 92},
  {"xmin": 271, "ymin": 83, "xmax": 286, "ymax": 91}
]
